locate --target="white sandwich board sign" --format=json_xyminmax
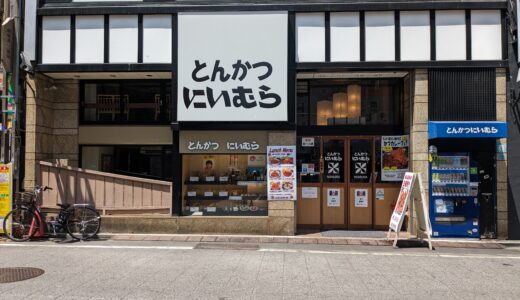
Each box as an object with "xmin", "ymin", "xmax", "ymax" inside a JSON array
[{"xmin": 388, "ymin": 172, "xmax": 432, "ymax": 250}]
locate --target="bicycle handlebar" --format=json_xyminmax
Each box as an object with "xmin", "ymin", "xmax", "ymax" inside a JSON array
[{"xmin": 34, "ymin": 185, "xmax": 53, "ymax": 192}]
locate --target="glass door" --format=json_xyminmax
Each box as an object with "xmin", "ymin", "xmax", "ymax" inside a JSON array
[
  {"xmin": 321, "ymin": 137, "xmax": 347, "ymax": 228},
  {"xmin": 296, "ymin": 137, "xmax": 321, "ymax": 227},
  {"xmin": 348, "ymin": 138, "xmax": 374, "ymax": 228}
]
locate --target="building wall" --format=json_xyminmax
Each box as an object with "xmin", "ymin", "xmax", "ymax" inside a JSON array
[
  {"xmin": 267, "ymin": 131, "xmax": 297, "ymax": 235},
  {"xmin": 496, "ymin": 68, "xmax": 508, "ymax": 238},
  {"xmin": 24, "ymin": 75, "xmax": 80, "ymax": 189},
  {"xmin": 409, "ymin": 69, "xmax": 429, "ymax": 196}
]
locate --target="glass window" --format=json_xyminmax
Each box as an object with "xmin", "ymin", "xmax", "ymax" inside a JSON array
[
  {"xmin": 323, "ymin": 139, "xmax": 345, "ymax": 183},
  {"xmin": 297, "ymin": 79, "xmax": 402, "ymax": 127},
  {"xmin": 297, "ymin": 136, "xmax": 321, "ymax": 183},
  {"xmin": 81, "ymin": 81, "xmax": 171, "ymax": 123},
  {"xmin": 121, "ymin": 83, "xmax": 161, "ymax": 122},
  {"xmin": 350, "ymin": 139, "xmax": 372, "ymax": 183},
  {"xmin": 182, "ymin": 154, "xmax": 268, "ymax": 216},
  {"xmin": 83, "ymin": 83, "xmax": 121, "ymax": 122},
  {"xmin": 81, "ymin": 145, "xmax": 172, "ymax": 181}
]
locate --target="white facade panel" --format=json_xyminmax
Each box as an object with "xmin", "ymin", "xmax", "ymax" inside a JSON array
[
  {"xmin": 178, "ymin": 12, "xmax": 288, "ymax": 122},
  {"xmin": 23, "ymin": 0, "xmax": 38, "ymax": 60},
  {"xmin": 400, "ymin": 11, "xmax": 430, "ymax": 61},
  {"xmin": 109, "ymin": 15, "xmax": 138, "ymax": 63},
  {"xmin": 436, "ymin": 10, "xmax": 466, "ymax": 60},
  {"xmin": 471, "ymin": 10, "xmax": 502, "ymax": 60},
  {"xmin": 365, "ymin": 11, "xmax": 395, "ymax": 61},
  {"xmin": 42, "ymin": 16, "xmax": 70, "ymax": 64},
  {"xmin": 330, "ymin": 12, "xmax": 360, "ymax": 62},
  {"xmin": 76, "ymin": 15, "xmax": 104, "ymax": 63},
  {"xmin": 296, "ymin": 13, "xmax": 325, "ymax": 62},
  {"xmin": 143, "ymin": 15, "xmax": 172, "ymax": 63}
]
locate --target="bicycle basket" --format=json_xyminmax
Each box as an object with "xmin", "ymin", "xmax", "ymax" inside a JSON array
[{"xmin": 14, "ymin": 192, "xmax": 36, "ymax": 206}]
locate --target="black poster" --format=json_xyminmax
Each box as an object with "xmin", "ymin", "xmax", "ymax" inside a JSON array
[
  {"xmin": 324, "ymin": 140, "xmax": 344, "ymax": 183},
  {"xmin": 350, "ymin": 140, "xmax": 372, "ymax": 183}
]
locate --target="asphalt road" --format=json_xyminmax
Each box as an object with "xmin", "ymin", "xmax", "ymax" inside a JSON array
[{"xmin": 0, "ymin": 239, "xmax": 519, "ymax": 299}]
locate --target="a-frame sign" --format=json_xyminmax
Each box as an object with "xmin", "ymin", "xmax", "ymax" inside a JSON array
[{"xmin": 388, "ymin": 172, "xmax": 433, "ymax": 250}]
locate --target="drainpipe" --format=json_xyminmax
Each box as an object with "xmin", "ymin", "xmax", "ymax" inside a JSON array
[{"xmin": 11, "ymin": 0, "xmax": 22, "ymax": 192}]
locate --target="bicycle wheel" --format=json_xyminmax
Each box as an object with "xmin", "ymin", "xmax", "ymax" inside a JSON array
[
  {"xmin": 3, "ymin": 207, "xmax": 40, "ymax": 242},
  {"xmin": 65, "ymin": 206, "xmax": 101, "ymax": 240}
]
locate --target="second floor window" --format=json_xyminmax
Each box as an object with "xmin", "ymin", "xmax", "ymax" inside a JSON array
[{"xmin": 81, "ymin": 80, "xmax": 171, "ymax": 124}]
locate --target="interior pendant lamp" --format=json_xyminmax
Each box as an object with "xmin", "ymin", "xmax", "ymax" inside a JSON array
[
  {"xmin": 317, "ymin": 100, "xmax": 333, "ymax": 126},
  {"xmin": 347, "ymin": 84, "xmax": 361, "ymax": 118},
  {"xmin": 332, "ymin": 92, "xmax": 348, "ymax": 119}
]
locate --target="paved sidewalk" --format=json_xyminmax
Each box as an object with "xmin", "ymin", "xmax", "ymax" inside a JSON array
[
  {"xmin": 1, "ymin": 240, "xmax": 520, "ymax": 299},
  {"xmin": 98, "ymin": 232, "xmax": 508, "ymax": 249}
]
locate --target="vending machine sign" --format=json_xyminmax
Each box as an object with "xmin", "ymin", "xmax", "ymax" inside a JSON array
[
  {"xmin": 381, "ymin": 135, "xmax": 409, "ymax": 181},
  {"xmin": 267, "ymin": 146, "xmax": 296, "ymax": 200}
]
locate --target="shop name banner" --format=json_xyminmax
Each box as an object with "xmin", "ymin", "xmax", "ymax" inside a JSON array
[
  {"xmin": 381, "ymin": 135, "xmax": 409, "ymax": 181},
  {"xmin": 389, "ymin": 172, "xmax": 415, "ymax": 232},
  {"xmin": 177, "ymin": 12, "xmax": 288, "ymax": 121},
  {"xmin": 267, "ymin": 146, "xmax": 296, "ymax": 200},
  {"xmin": 0, "ymin": 164, "xmax": 12, "ymax": 232},
  {"xmin": 428, "ymin": 121, "xmax": 507, "ymax": 139},
  {"xmin": 179, "ymin": 131, "xmax": 267, "ymax": 154},
  {"xmin": 187, "ymin": 141, "xmax": 260, "ymax": 151}
]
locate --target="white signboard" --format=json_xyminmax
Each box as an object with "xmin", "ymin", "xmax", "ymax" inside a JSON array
[
  {"xmin": 301, "ymin": 137, "xmax": 315, "ymax": 147},
  {"xmin": 354, "ymin": 189, "xmax": 368, "ymax": 207},
  {"xmin": 301, "ymin": 187, "xmax": 318, "ymax": 199},
  {"xmin": 381, "ymin": 135, "xmax": 409, "ymax": 181},
  {"xmin": 327, "ymin": 188, "xmax": 341, "ymax": 207},
  {"xmin": 177, "ymin": 12, "xmax": 288, "ymax": 121},
  {"xmin": 389, "ymin": 172, "xmax": 414, "ymax": 232},
  {"xmin": 375, "ymin": 188, "xmax": 385, "ymax": 200},
  {"xmin": 267, "ymin": 146, "xmax": 296, "ymax": 200}
]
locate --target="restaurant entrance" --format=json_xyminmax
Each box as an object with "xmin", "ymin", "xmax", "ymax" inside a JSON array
[{"xmin": 296, "ymin": 136, "xmax": 401, "ymax": 230}]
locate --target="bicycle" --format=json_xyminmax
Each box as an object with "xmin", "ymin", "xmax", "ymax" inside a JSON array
[{"xmin": 2, "ymin": 185, "xmax": 101, "ymax": 242}]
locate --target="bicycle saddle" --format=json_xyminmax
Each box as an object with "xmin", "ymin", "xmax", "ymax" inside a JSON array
[{"xmin": 57, "ymin": 203, "xmax": 71, "ymax": 209}]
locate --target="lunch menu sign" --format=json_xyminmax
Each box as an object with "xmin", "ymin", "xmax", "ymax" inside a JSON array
[{"xmin": 267, "ymin": 146, "xmax": 296, "ymax": 201}]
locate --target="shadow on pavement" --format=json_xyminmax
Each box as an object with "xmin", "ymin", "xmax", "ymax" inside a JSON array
[{"xmin": 396, "ymin": 239, "xmax": 435, "ymax": 250}]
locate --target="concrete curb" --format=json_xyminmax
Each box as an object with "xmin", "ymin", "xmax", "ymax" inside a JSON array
[{"xmin": 97, "ymin": 233, "xmax": 508, "ymax": 249}]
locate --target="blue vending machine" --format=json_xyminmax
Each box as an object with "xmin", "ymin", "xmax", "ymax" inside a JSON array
[{"xmin": 429, "ymin": 153, "xmax": 480, "ymax": 238}]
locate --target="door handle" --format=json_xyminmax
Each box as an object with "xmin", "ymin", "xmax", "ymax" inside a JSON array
[{"xmin": 371, "ymin": 172, "xmax": 378, "ymax": 184}]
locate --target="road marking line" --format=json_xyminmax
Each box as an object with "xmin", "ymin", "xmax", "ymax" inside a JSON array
[
  {"xmin": 2, "ymin": 243, "xmax": 520, "ymax": 260},
  {"xmin": 260, "ymin": 248, "xmax": 520, "ymax": 259},
  {"xmin": 438, "ymin": 254, "xmax": 520, "ymax": 260},
  {"xmin": 0, "ymin": 244, "xmax": 194, "ymax": 250},
  {"xmin": 258, "ymin": 248, "xmax": 299, "ymax": 253}
]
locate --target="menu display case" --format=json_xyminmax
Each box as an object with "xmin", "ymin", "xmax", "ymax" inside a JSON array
[{"xmin": 182, "ymin": 154, "xmax": 268, "ymax": 216}]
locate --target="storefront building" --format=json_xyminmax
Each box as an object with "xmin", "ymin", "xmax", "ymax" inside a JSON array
[{"xmin": 22, "ymin": 0, "xmax": 513, "ymax": 238}]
